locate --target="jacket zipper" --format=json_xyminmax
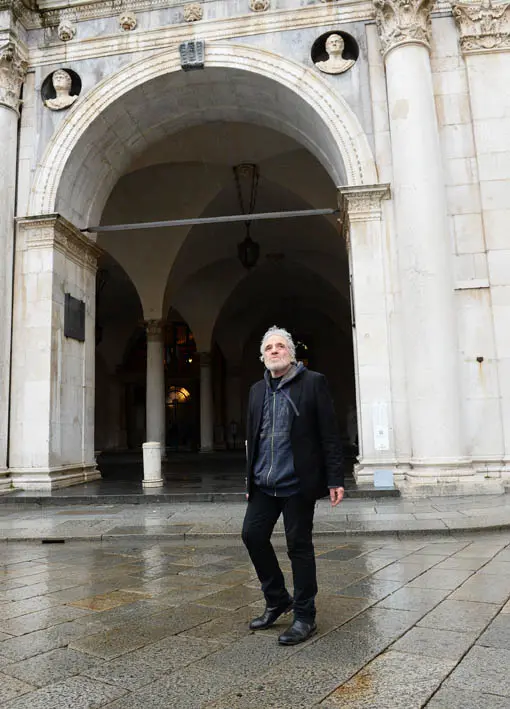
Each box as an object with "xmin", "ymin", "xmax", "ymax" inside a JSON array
[{"xmin": 266, "ymin": 391, "xmax": 276, "ymax": 492}]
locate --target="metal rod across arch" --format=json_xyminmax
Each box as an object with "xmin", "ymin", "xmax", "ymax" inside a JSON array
[{"xmin": 82, "ymin": 207, "xmax": 339, "ymax": 233}]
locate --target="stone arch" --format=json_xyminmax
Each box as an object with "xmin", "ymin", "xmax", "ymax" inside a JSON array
[{"xmin": 30, "ymin": 42, "xmax": 377, "ymax": 226}]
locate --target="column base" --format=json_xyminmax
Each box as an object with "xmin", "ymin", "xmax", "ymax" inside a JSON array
[
  {"xmin": 8, "ymin": 463, "xmax": 101, "ymax": 491},
  {"xmin": 142, "ymin": 479, "xmax": 164, "ymax": 488},
  {"xmin": 0, "ymin": 468, "xmax": 12, "ymax": 495},
  {"xmin": 398, "ymin": 459, "xmax": 505, "ymax": 497}
]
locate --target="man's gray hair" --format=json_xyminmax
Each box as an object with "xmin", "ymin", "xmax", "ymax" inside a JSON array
[{"xmin": 259, "ymin": 326, "xmax": 296, "ymax": 363}]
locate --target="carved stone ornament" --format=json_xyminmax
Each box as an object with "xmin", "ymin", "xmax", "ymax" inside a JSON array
[
  {"xmin": 58, "ymin": 19, "xmax": 76, "ymax": 41},
  {"xmin": 146, "ymin": 320, "xmax": 164, "ymax": 340},
  {"xmin": 44, "ymin": 70, "xmax": 79, "ymax": 111},
  {"xmin": 0, "ymin": 42, "xmax": 28, "ymax": 114},
  {"xmin": 250, "ymin": 0, "xmax": 270, "ymax": 10},
  {"xmin": 119, "ymin": 12, "xmax": 137, "ymax": 31},
  {"xmin": 453, "ymin": 0, "xmax": 510, "ymax": 53},
  {"xmin": 373, "ymin": 0, "xmax": 433, "ymax": 55},
  {"xmin": 183, "ymin": 3, "xmax": 203, "ymax": 21}
]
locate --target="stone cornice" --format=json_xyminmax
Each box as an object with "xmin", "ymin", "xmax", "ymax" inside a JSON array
[
  {"xmin": 0, "ymin": 39, "xmax": 28, "ymax": 113},
  {"xmin": 452, "ymin": 0, "xmax": 510, "ymax": 54},
  {"xmin": 373, "ymin": 0, "xmax": 434, "ymax": 55},
  {"xmin": 17, "ymin": 214, "xmax": 103, "ymax": 272}
]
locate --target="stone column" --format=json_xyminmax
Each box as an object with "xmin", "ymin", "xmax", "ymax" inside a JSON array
[
  {"xmin": 374, "ymin": 0, "xmax": 473, "ymax": 488},
  {"xmin": 0, "ymin": 41, "xmax": 27, "ymax": 486},
  {"xmin": 145, "ymin": 320, "xmax": 166, "ymax": 455},
  {"xmin": 340, "ymin": 185, "xmax": 399, "ymax": 485},
  {"xmin": 9, "ymin": 216, "xmax": 102, "ymax": 489},
  {"xmin": 199, "ymin": 351, "xmax": 214, "ymax": 452}
]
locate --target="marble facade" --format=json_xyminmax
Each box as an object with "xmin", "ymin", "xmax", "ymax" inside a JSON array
[{"xmin": 1, "ymin": 0, "xmax": 509, "ymax": 494}]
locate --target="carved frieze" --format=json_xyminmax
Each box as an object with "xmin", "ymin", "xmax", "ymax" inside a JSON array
[
  {"xmin": 146, "ymin": 320, "xmax": 164, "ymax": 340},
  {"xmin": 0, "ymin": 41, "xmax": 28, "ymax": 114},
  {"xmin": 183, "ymin": 3, "xmax": 203, "ymax": 21},
  {"xmin": 453, "ymin": 0, "xmax": 510, "ymax": 53},
  {"xmin": 339, "ymin": 185, "xmax": 391, "ymax": 223},
  {"xmin": 373, "ymin": 0, "xmax": 433, "ymax": 55}
]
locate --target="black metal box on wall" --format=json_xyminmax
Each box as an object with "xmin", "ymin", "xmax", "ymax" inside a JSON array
[{"xmin": 64, "ymin": 293, "xmax": 85, "ymax": 342}]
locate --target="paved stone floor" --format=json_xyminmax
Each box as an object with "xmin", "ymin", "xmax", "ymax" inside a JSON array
[{"xmin": 0, "ymin": 532, "xmax": 509, "ymax": 707}]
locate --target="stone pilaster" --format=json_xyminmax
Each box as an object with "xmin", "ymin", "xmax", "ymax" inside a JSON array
[
  {"xmin": 9, "ymin": 215, "xmax": 102, "ymax": 489},
  {"xmin": 340, "ymin": 185, "xmax": 400, "ymax": 486},
  {"xmin": 0, "ymin": 39, "xmax": 27, "ymax": 488}
]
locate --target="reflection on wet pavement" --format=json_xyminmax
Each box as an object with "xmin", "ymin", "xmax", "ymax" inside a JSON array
[{"xmin": 0, "ymin": 533, "xmax": 509, "ymax": 707}]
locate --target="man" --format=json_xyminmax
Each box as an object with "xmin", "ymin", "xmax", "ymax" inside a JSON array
[{"xmin": 242, "ymin": 326, "xmax": 345, "ymax": 646}]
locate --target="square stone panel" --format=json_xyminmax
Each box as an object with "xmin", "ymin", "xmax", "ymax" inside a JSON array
[
  {"xmin": 69, "ymin": 590, "xmax": 153, "ymax": 611},
  {"xmin": 195, "ymin": 585, "xmax": 262, "ymax": 610},
  {"xmin": 1, "ymin": 647, "xmax": 99, "ymax": 688},
  {"xmin": 377, "ymin": 586, "xmax": 449, "ymax": 612},
  {"xmin": 334, "ymin": 578, "xmax": 403, "ymax": 602},
  {"xmin": 319, "ymin": 651, "xmax": 455, "ymax": 708},
  {"xmin": 391, "ymin": 626, "xmax": 478, "ymax": 661},
  {"xmin": 0, "ymin": 673, "xmax": 34, "ymax": 704},
  {"xmin": 81, "ymin": 656, "xmax": 164, "ymax": 691},
  {"xmin": 418, "ymin": 599, "xmax": 500, "ymax": 633},
  {"xmin": 125, "ymin": 634, "xmax": 220, "ymax": 672},
  {"xmin": 426, "ymin": 686, "xmax": 510, "ymax": 708},
  {"xmin": 445, "ymin": 645, "xmax": 510, "ymax": 697},
  {"xmin": 406, "ymin": 568, "xmax": 474, "ymax": 591},
  {"xmin": 478, "ymin": 613, "xmax": 510, "ymax": 651},
  {"xmin": 0, "ymin": 675, "xmax": 127, "ymax": 709},
  {"xmin": 450, "ymin": 573, "xmax": 510, "ymax": 605}
]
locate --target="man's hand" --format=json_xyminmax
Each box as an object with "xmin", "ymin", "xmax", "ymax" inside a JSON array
[{"xmin": 329, "ymin": 487, "xmax": 344, "ymax": 507}]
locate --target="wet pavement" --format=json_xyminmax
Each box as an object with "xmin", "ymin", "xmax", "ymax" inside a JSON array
[
  {"xmin": 1, "ymin": 493, "xmax": 510, "ymax": 539},
  {"xmin": 0, "ymin": 533, "xmax": 509, "ymax": 707}
]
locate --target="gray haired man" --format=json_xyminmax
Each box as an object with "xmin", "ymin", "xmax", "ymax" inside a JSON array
[{"xmin": 242, "ymin": 326, "xmax": 345, "ymax": 645}]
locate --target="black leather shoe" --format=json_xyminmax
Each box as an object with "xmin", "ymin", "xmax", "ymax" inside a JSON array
[
  {"xmin": 249, "ymin": 600, "xmax": 293, "ymax": 630},
  {"xmin": 278, "ymin": 619, "xmax": 317, "ymax": 645}
]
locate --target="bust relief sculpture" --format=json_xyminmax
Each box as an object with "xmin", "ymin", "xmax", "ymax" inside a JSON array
[
  {"xmin": 44, "ymin": 69, "xmax": 78, "ymax": 111},
  {"xmin": 315, "ymin": 34, "xmax": 355, "ymax": 75}
]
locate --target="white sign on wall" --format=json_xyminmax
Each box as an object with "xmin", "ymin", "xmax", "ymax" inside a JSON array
[{"xmin": 372, "ymin": 401, "xmax": 390, "ymax": 451}]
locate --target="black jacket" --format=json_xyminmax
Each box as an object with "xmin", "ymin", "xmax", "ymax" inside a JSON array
[{"xmin": 246, "ymin": 368, "xmax": 345, "ymax": 501}]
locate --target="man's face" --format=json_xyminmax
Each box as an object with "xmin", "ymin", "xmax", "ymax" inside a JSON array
[{"xmin": 263, "ymin": 335, "xmax": 292, "ymax": 376}]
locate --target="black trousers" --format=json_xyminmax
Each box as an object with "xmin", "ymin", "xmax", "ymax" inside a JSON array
[{"xmin": 242, "ymin": 487, "xmax": 317, "ymax": 622}]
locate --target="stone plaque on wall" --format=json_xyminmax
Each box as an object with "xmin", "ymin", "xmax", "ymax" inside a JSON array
[{"xmin": 64, "ymin": 293, "xmax": 85, "ymax": 342}]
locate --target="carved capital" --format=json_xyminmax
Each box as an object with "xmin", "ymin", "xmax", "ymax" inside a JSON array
[
  {"xmin": 453, "ymin": 0, "xmax": 510, "ymax": 54},
  {"xmin": 339, "ymin": 185, "xmax": 391, "ymax": 223},
  {"xmin": 16, "ymin": 215, "xmax": 102, "ymax": 273},
  {"xmin": 146, "ymin": 320, "xmax": 164, "ymax": 340},
  {"xmin": 373, "ymin": 0, "xmax": 433, "ymax": 56},
  {"xmin": 0, "ymin": 41, "xmax": 27, "ymax": 114}
]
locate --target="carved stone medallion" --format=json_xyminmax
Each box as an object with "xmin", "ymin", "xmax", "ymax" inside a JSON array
[
  {"xmin": 183, "ymin": 3, "xmax": 203, "ymax": 21},
  {"xmin": 0, "ymin": 42, "xmax": 28, "ymax": 114},
  {"xmin": 373, "ymin": 0, "xmax": 433, "ymax": 55},
  {"xmin": 453, "ymin": 0, "xmax": 510, "ymax": 52},
  {"xmin": 58, "ymin": 20, "xmax": 76, "ymax": 41},
  {"xmin": 119, "ymin": 12, "xmax": 137, "ymax": 31},
  {"xmin": 250, "ymin": 0, "xmax": 270, "ymax": 10}
]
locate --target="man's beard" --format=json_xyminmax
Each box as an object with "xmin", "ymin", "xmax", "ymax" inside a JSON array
[{"xmin": 266, "ymin": 359, "xmax": 291, "ymax": 373}]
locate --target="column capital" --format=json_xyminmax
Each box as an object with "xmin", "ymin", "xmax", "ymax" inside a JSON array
[
  {"xmin": 373, "ymin": 0, "xmax": 433, "ymax": 56},
  {"xmin": 452, "ymin": 0, "xmax": 510, "ymax": 54},
  {"xmin": 339, "ymin": 184, "xmax": 391, "ymax": 223},
  {"xmin": 0, "ymin": 40, "xmax": 28, "ymax": 115},
  {"xmin": 145, "ymin": 320, "xmax": 164, "ymax": 340},
  {"xmin": 16, "ymin": 214, "xmax": 102, "ymax": 272}
]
